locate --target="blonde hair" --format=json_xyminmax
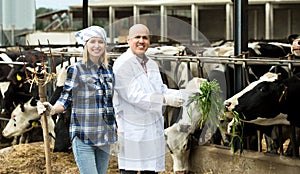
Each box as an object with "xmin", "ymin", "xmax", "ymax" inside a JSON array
[{"xmin": 83, "ymin": 43, "xmax": 109, "ymax": 69}]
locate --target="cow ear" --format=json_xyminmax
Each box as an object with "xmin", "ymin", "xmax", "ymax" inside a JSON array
[
  {"xmin": 30, "ymin": 98, "xmax": 38, "ymax": 107},
  {"xmin": 164, "ymin": 123, "xmax": 179, "ymax": 135},
  {"xmin": 164, "ymin": 126, "xmax": 172, "ymax": 135},
  {"xmin": 18, "ymin": 102, "xmax": 25, "ymax": 112}
]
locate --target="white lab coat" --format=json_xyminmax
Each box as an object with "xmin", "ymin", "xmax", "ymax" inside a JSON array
[{"xmin": 113, "ymin": 49, "xmax": 180, "ymax": 172}]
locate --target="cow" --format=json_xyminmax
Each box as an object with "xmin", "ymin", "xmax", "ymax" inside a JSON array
[
  {"xmin": 2, "ymin": 63, "xmax": 71, "ymax": 152},
  {"xmin": 165, "ymin": 77, "xmax": 206, "ymax": 173},
  {"xmin": 0, "ymin": 61, "xmax": 42, "ymax": 145},
  {"xmin": 0, "ymin": 50, "xmax": 77, "ymax": 151},
  {"xmin": 1, "ymin": 65, "xmax": 70, "ymax": 151},
  {"xmin": 196, "ymin": 40, "xmax": 294, "ymax": 100},
  {"xmin": 164, "ymin": 77, "xmax": 227, "ymax": 173},
  {"xmin": 5, "ymin": 50, "xmax": 46, "ymax": 85},
  {"xmin": 0, "ymin": 51, "xmax": 43, "ymax": 144},
  {"xmin": 224, "ymin": 72, "xmax": 300, "ymax": 156},
  {"xmin": 2, "ymin": 98, "xmax": 55, "ymax": 145},
  {"xmin": 0, "ymin": 49, "xmax": 50, "ymax": 117}
]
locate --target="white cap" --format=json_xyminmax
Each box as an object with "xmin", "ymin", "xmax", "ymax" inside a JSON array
[{"xmin": 75, "ymin": 26, "xmax": 107, "ymax": 45}]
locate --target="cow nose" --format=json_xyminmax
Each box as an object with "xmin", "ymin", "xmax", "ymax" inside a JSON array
[{"xmin": 2, "ymin": 130, "xmax": 7, "ymax": 136}]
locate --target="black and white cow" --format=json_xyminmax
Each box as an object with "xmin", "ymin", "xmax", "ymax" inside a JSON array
[
  {"xmin": 0, "ymin": 49, "xmax": 49, "ymax": 116},
  {"xmin": 198, "ymin": 40, "xmax": 294, "ymax": 100},
  {"xmin": 0, "ymin": 51, "xmax": 44, "ymax": 144},
  {"xmin": 165, "ymin": 77, "xmax": 228, "ymax": 173},
  {"xmin": 224, "ymin": 72, "xmax": 300, "ymax": 155},
  {"xmin": 0, "ymin": 51, "xmax": 77, "ymax": 151},
  {"xmin": 1, "ymin": 65, "xmax": 71, "ymax": 152}
]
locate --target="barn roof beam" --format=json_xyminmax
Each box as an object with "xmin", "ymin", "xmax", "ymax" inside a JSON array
[
  {"xmin": 160, "ymin": 5, "xmax": 167, "ymax": 42},
  {"xmin": 265, "ymin": 2, "xmax": 273, "ymax": 39},
  {"xmin": 191, "ymin": 4, "xmax": 199, "ymax": 43},
  {"xmin": 109, "ymin": 6, "xmax": 115, "ymax": 43},
  {"xmin": 226, "ymin": 3, "xmax": 233, "ymax": 40},
  {"xmin": 133, "ymin": 5, "xmax": 140, "ymax": 24},
  {"xmin": 82, "ymin": 0, "xmax": 88, "ymax": 28}
]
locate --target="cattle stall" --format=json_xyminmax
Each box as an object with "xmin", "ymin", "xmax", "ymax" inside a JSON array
[
  {"xmin": 2, "ymin": 47, "xmax": 300, "ymax": 173},
  {"xmin": 148, "ymin": 54, "xmax": 300, "ymax": 173}
]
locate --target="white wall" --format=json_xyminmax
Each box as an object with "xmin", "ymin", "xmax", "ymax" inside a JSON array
[{"xmin": 25, "ymin": 31, "xmax": 77, "ymax": 45}]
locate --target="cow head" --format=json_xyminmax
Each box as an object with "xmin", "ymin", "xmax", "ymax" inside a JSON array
[
  {"xmin": 292, "ymin": 38, "xmax": 300, "ymax": 56},
  {"xmin": 224, "ymin": 72, "xmax": 285, "ymax": 122},
  {"xmin": 3, "ymin": 98, "xmax": 53, "ymax": 139},
  {"xmin": 165, "ymin": 123, "xmax": 192, "ymax": 173},
  {"xmin": 2, "ymin": 98, "xmax": 40, "ymax": 138},
  {"xmin": 2, "ymin": 82, "xmax": 38, "ymax": 116},
  {"xmin": 7, "ymin": 50, "xmax": 46, "ymax": 85}
]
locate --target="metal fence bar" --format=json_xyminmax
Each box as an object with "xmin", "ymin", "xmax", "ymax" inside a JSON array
[
  {"xmin": 2, "ymin": 53, "xmax": 300, "ymax": 68},
  {"xmin": 149, "ymin": 55, "xmax": 300, "ymax": 66},
  {"xmin": 0, "ymin": 61, "xmax": 43, "ymax": 65}
]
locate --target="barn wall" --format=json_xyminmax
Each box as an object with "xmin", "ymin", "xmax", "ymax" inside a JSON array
[
  {"xmin": 189, "ymin": 145, "xmax": 300, "ymax": 174},
  {"xmin": 248, "ymin": 5, "xmax": 265, "ymax": 40},
  {"xmin": 273, "ymin": 4, "xmax": 300, "ymax": 40},
  {"xmin": 69, "ymin": 1, "xmax": 300, "ymax": 43},
  {"xmin": 199, "ymin": 6, "xmax": 226, "ymax": 42}
]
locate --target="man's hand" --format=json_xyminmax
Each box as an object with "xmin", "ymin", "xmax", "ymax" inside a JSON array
[{"xmin": 164, "ymin": 95, "xmax": 185, "ymax": 107}]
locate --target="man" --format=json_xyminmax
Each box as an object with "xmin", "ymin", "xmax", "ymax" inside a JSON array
[{"xmin": 113, "ymin": 24, "xmax": 184, "ymax": 174}]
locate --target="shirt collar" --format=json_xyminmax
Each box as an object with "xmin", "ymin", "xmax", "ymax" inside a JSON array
[
  {"xmin": 135, "ymin": 54, "xmax": 149, "ymax": 64},
  {"xmin": 86, "ymin": 58, "xmax": 106, "ymax": 70}
]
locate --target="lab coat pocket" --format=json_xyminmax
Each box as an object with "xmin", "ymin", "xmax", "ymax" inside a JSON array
[{"xmin": 125, "ymin": 129, "xmax": 146, "ymax": 142}]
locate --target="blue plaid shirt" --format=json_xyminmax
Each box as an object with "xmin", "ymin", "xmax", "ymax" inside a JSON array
[{"xmin": 57, "ymin": 59, "xmax": 117, "ymax": 146}]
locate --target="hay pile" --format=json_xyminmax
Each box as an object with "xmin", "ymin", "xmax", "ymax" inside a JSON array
[{"xmin": 0, "ymin": 142, "xmax": 173, "ymax": 174}]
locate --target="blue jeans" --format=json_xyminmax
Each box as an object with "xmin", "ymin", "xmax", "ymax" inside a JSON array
[{"xmin": 72, "ymin": 136, "xmax": 110, "ymax": 174}]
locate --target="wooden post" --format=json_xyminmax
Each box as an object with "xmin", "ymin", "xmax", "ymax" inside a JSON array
[
  {"xmin": 257, "ymin": 130, "xmax": 261, "ymax": 152},
  {"xmin": 38, "ymin": 77, "xmax": 52, "ymax": 174}
]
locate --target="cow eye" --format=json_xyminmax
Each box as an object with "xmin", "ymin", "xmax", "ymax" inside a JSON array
[{"xmin": 258, "ymin": 86, "xmax": 267, "ymax": 92}]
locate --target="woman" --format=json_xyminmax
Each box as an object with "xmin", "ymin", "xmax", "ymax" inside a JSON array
[{"xmin": 39, "ymin": 26, "xmax": 117, "ymax": 174}]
